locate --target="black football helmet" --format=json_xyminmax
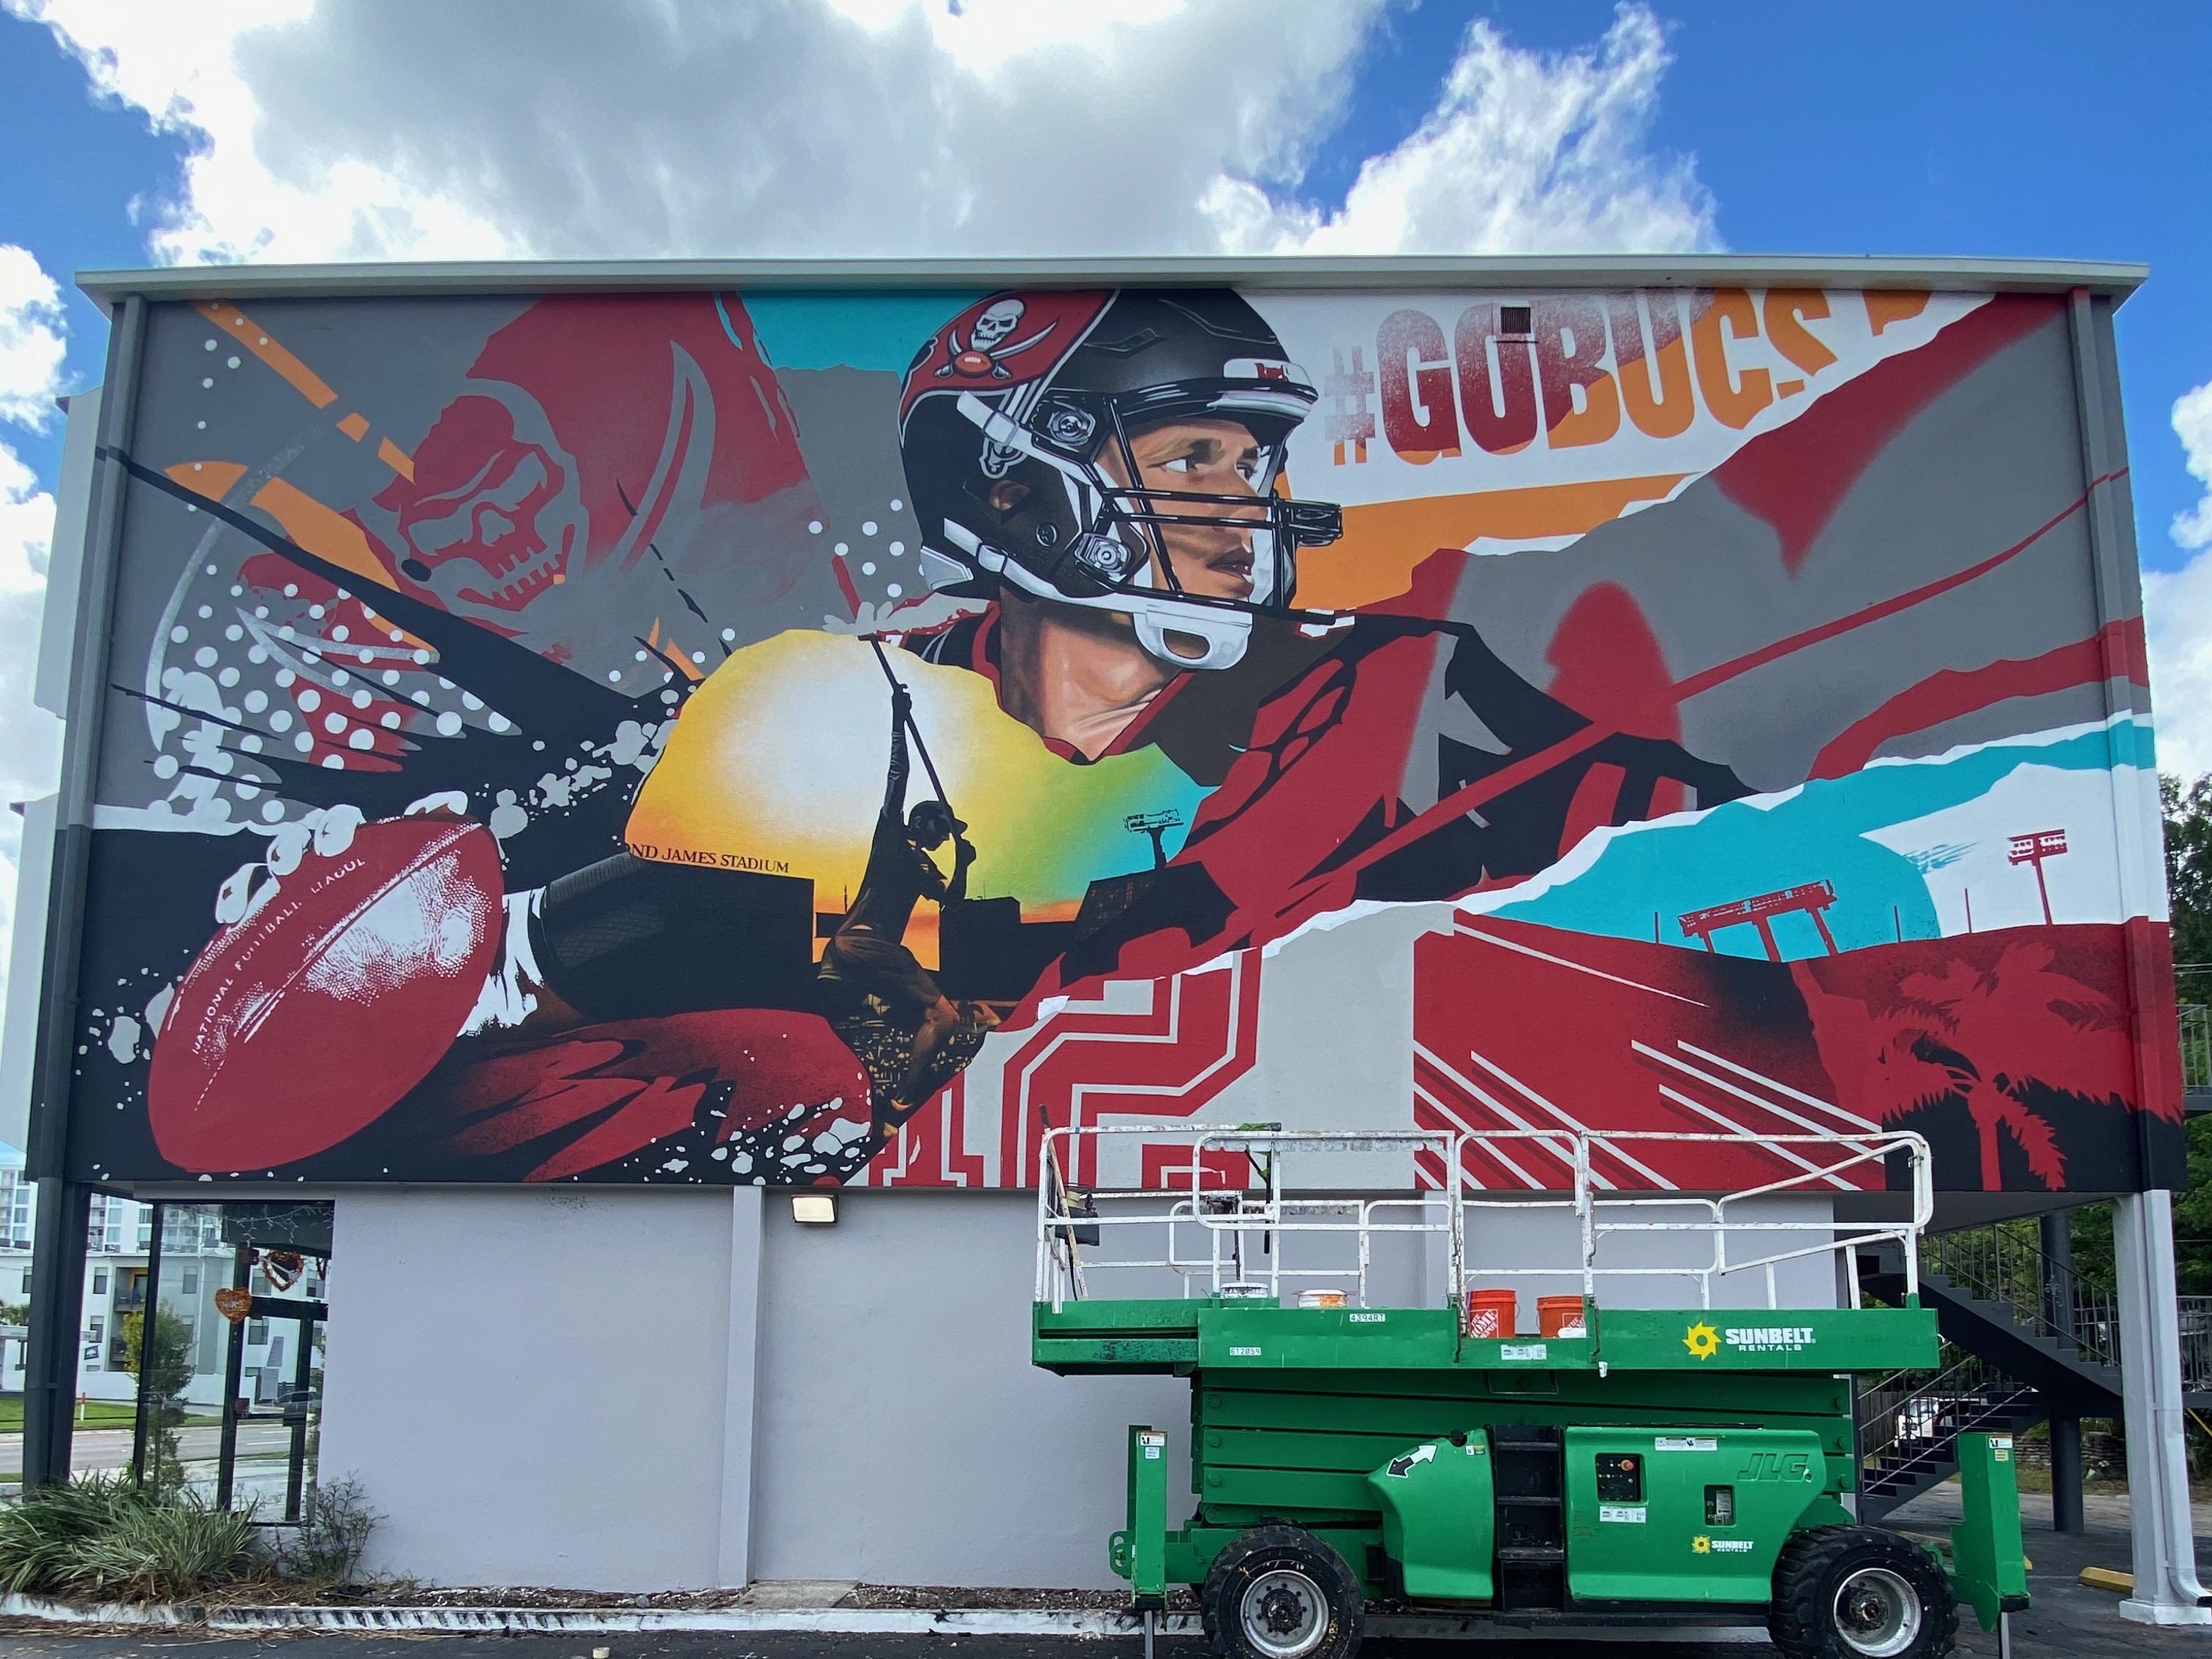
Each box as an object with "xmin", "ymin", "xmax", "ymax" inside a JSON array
[{"xmin": 898, "ymin": 289, "xmax": 1344, "ymax": 671}]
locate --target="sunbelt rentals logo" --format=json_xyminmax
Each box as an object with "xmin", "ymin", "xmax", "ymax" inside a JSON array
[{"xmin": 1684, "ymin": 1319, "xmax": 1816, "ymax": 1358}]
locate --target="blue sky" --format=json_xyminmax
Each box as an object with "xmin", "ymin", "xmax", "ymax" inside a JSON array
[{"xmin": 4, "ymin": 1, "xmax": 2205, "ymax": 572}]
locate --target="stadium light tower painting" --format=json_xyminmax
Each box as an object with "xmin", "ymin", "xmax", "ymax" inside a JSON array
[{"xmin": 2008, "ymin": 829, "xmax": 2069, "ymax": 925}]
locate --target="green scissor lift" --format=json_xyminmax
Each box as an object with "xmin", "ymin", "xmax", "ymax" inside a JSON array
[{"xmin": 1034, "ymin": 1125, "xmax": 2029, "ymax": 1659}]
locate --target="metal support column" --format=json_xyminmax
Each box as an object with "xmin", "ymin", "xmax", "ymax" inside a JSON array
[
  {"xmin": 129, "ymin": 1201, "xmax": 165, "ymax": 1488},
  {"xmin": 21, "ymin": 1182, "xmax": 89, "ymax": 1488},
  {"xmin": 2041, "ymin": 1207, "xmax": 2085, "ymax": 1534},
  {"xmin": 214, "ymin": 1246, "xmax": 248, "ymax": 1512},
  {"xmin": 21, "ymin": 296, "xmax": 147, "ymax": 1489},
  {"xmin": 2114, "ymin": 1190, "xmax": 2212, "ymax": 1623},
  {"xmin": 2049, "ymin": 1416, "xmax": 2085, "ymax": 1537}
]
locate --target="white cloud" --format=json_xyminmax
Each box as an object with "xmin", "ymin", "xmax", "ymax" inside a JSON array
[
  {"xmin": 2149, "ymin": 599, "xmax": 2212, "ymax": 802},
  {"xmin": 1216, "ymin": 6, "xmax": 1712, "ymax": 254},
  {"xmin": 2174, "ymin": 380, "xmax": 2212, "ymax": 551},
  {"xmin": 0, "ymin": 447, "xmax": 53, "ymax": 599},
  {"xmin": 2148, "ymin": 552, "xmax": 2212, "ymax": 786},
  {"xmin": 0, "ymin": 247, "xmax": 67, "ymax": 432},
  {"xmin": 2147, "ymin": 380, "xmax": 2212, "ymax": 786},
  {"xmin": 0, "ymin": 247, "xmax": 71, "ymax": 1027},
  {"xmin": 8, "ymin": 0, "xmax": 1713, "ymax": 263}
]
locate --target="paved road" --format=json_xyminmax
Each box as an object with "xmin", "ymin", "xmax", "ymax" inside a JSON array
[
  {"xmin": 0, "ymin": 1426, "xmax": 296, "ymax": 1479},
  {"xmin": 1881, "ymin": 1479, "xmax": 2212, "ymax": 1656}
]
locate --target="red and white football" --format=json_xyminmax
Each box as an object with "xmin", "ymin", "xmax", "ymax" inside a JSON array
[{"xmin": 148, "ymin": 813, "xmax": 504, "ymax": 1172}]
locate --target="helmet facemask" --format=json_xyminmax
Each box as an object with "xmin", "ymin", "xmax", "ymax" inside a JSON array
[{"xmin": 941, "ymin": 387, "xmax": 1342, "ymax": 672}]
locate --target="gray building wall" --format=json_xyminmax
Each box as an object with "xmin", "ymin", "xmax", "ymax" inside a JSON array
[
  {"xmin": 320, "ymin": 1186, "xmax": 737, "ymax": 1590},
  {"xmin": 749, "ymin": 1189, "xmax": 1189, "ymax": 1587},
  {"xmin": 318, "ymin": 1185, "xmax": 1189, "ymax": 1592}
]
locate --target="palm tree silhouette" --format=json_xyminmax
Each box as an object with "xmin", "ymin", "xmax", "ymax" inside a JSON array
[{"xmin": 1801, "ymin": 941, "xmax": 2134, "ymax": 1189}]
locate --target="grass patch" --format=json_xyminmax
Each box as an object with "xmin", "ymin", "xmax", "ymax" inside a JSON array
[{"xmin": 0, "ymin": 1400, "xmax": 141, "ymax": 1432}]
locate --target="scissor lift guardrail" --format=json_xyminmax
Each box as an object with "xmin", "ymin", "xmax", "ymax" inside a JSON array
[{"xmin": 1036, "ymin": 1123, "xmax": 1933, "ymax": 1316}]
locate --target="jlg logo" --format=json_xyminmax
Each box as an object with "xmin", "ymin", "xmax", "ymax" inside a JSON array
[{"xmin": 1736, "ymin": 1451, "xmax": 1813, "ymax": 1483}]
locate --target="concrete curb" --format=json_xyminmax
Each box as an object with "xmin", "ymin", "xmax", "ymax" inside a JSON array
[{"xmin": 0, "ymin": 1593, "xmax": 1774, "ymax": 1641}]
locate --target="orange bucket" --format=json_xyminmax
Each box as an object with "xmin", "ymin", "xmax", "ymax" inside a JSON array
[
  {"xmin": 1462, "ymin": 1288, "xmax": 1519, "ymax": 1339},
  {"xmin": 1538, "ymin": 1295, "xmax": 1589, "ymax": 1338}
]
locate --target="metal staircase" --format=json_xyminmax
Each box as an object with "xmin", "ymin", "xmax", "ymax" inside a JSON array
[
  {"xmin": 1858, "ymin": 1350, "xmax": 2044, "ymax": 1518},
  {"xmin": 1856, "ymin": 1226, "xmax": 2142, "ymax": 1521}
]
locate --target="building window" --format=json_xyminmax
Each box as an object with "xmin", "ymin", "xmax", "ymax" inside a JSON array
[
  {"xmin": 86, "ymin": 1317, "xmax": 102, "ymax": 1345},
  {"xmin": 247, "ymin": 1319, "xmax": 268, "ymax": 1346},
  {"xmin": 181, "ymin": 1271, "xmax": 198, "ymax": 1295},
  {"xmin": 92, "ymin": 1271, "xmax": 107, "ymax": 1295},
  {"xmin": 18, "ymin": 1270, "xmax": 29, "ymax": 1295}
]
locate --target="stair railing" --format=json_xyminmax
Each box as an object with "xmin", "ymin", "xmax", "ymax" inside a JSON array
[
  {"xmin": 2180, "ymin": 1296, "xmax": 2212, "ymax": 1393},
  {"xmin": 1921, "ymin": 1227, "xmax": 2120, "ymax": 1370},
  {"xmin": 2181, "ymin": 1003, "xmax": 2210, "ymax": 1093},
  {"xmin": 1858, "ymin": 1350, "xmax": 2038, "ymax": 1501}
]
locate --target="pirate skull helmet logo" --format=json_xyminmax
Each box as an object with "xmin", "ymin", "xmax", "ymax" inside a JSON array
[
  {"xmin": 941, "ymin": 297, "xmax": 1031, "ymax": 380},
  {"xmin": 383, "ymin": 382, "xmax": 587, "ymax": 622}
]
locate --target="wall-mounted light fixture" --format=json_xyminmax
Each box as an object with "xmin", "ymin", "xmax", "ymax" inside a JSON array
[{"xmin": 792, "ymin": 1194, "xmax": 837, "ymax": 1225}]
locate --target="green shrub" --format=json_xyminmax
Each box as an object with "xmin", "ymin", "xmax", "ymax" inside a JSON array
[
  {"xmin": 0, "ymin": 1477, "xmax": 257, "ymax": 1601},
  {"xmin": 271, "ymin": 1475, "xmax": 377, "ymax": 1590},
  {"xmin": 0, "ymin": 1476, "xmax": 147, "ymax": 1595},
  {"xmin": 66, "ymin": 1500, "xmax": 259, "ymax": 1602}
]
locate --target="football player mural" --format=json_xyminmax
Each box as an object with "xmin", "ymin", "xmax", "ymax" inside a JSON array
[{"xmin": 68, "ymin": 279, "xmax": 2181, "ymax": 1198}]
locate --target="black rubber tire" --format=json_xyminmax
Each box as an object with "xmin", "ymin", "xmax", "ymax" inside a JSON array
[
  {"xmin": 1769, "ymin": 1524, "xmax": 1959, "ymax": 1659},
  {"xmin": 1200, "ymin": 1524, "xmax": 1364, "ymax": 1659}
]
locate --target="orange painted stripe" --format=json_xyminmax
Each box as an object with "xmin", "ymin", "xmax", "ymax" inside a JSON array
[
  {"xmin": 337, "ymin": 412, "xmax": 370, "ymax": 441},
  {"xmin": 195, "ymin": 300, "xmax": 339, "ymax": 410},
  {"xmin": 1296, "ymin": 473, "xmax": 1690, "ymax": 611},
  {"xmin": 249, "ymin": 478, "xmax": 398, "ymax": 591},
  {"xmin": 376, "ymin": 437, "xmax": 415, "ymax": 480},
  {"xmin": 164, "ymin": 460, "xmax": 249, "ymax": 502}
]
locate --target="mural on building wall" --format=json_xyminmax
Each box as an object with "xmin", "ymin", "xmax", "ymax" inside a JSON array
[{"xmin": 65, "ymin": 281, "xmax": 2182, "ymax": 1196}]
